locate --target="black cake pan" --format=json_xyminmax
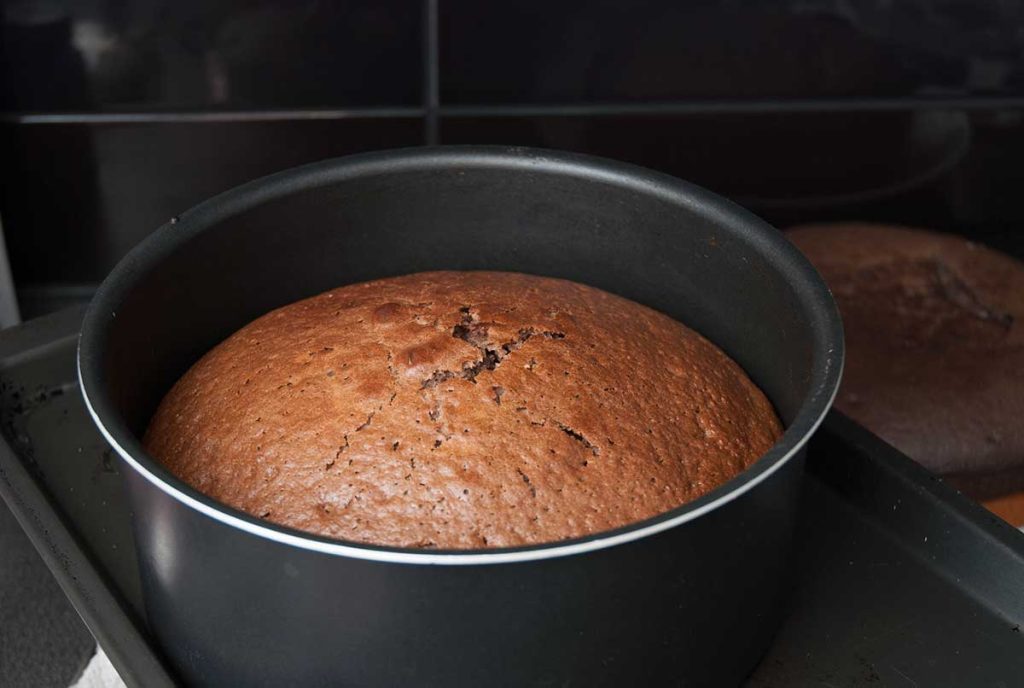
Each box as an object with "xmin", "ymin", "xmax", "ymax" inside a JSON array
[{"xmin": 75, "ymin": 147, "xmax": 842, "ymax": 686}]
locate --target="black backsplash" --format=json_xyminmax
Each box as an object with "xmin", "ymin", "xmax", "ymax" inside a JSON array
[
  {"xmin": 439, "ymin": 0, "xmax": 1018, "ymax": 103},
  {"xmin": 2, "ymin": 0, "xmax": 1023, "ymax": 316},
  {"xmin": 1, "ymin": 0, "xmax": 422, "ymax": 111}
]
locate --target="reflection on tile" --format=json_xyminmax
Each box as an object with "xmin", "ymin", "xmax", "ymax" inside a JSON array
[
  {"xmin": 443, "ymin": 111, "xmax": 969, "ymax": 204},
  {"xmin": 440, "ymin": 110, "xmax": 1012, "ymax": 234},
  {"xmin": 440, "ymin": 0, "xmax": 1024, "ymax": 103},
  {"xmin": 2, "ymin": 0, "xmax": 421, "ymax": 111},
  {"xmin": 0, "ymin": 118, "xmax": 424, "ymax": 283}
]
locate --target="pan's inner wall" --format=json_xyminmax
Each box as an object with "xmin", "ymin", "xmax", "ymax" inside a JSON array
[{"xmin": 100, "ymin": 159, "xmax": 817, "ymax": 440}]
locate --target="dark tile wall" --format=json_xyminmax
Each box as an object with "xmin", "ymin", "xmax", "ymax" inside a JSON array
[
  {"xmin": 439, "ymin": 0, "xmax": 1024, "ymax": 103},
  {"xmin": 6, "ymin": 1, "xmax": 1024, "ymax": 112},
  {"xmin": 1, "ymin": 117, "xmax": 424, "ymax": 284},
  {"xmin": 2, "ymin": 0, "xmax": 1024, "ymax": 316},
  {"xmin": 2, "ymin": 0, "xmax": 422, "ymax": 111}
]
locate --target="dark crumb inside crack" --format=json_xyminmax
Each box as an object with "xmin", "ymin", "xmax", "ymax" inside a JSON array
[
  {"xmin": 421, "ymin": 306, "xmax": 566, "ymax": 389},
  {"xmin": 516, "ymin": 467, "xmax": 537, "ymax": 497},
  {"xmin": 555, "ymin": 422, "xmax": 601, "ymax": 456}
]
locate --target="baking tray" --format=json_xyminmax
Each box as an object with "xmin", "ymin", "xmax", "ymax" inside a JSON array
[{"xmin": 1, "ymin": 307, "xmax": 1023, "ymax": 687}]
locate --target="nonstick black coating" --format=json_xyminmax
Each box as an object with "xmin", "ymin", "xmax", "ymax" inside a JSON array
[{"xmin": 79, "ymin": 146, "xmax": 842, "ymax": 687}]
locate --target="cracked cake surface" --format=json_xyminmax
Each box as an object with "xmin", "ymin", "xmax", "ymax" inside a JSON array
[{"xmin": 144, "ymin": 271, "xmax": 782, "ymax": 548}]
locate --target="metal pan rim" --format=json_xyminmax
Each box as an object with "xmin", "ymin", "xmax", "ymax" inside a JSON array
[{"xmin": 78, "ymin": 145, "xmax": 844, "ymax": 566}]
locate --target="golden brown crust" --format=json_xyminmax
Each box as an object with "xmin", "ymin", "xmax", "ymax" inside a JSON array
[
  {"xmin": 787, "ymin": 223, "xmax": 1024, "ymax": 477},
  {"xmin": 144, "ymin": 271, "xmax": 781, "ymax": 548}
]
